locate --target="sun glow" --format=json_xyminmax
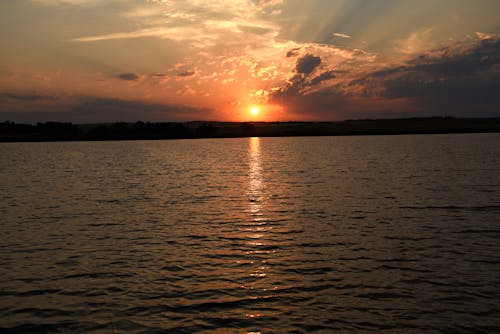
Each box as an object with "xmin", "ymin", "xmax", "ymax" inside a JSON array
[{"xmin": 231, "ymin": 103, "xmax": 283, "ymax": 122}]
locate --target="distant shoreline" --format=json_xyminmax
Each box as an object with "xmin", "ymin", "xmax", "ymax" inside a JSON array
[{"xmin": 1, "ymin": 117, "xmax": 500, "ymax": 143}]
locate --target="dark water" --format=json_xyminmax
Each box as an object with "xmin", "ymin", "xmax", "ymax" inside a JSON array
[{"xmin": 1, "ymin": 134, "xmax": 499, "ymax": 333}]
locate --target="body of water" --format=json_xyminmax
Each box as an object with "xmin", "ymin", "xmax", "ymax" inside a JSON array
[{"xmin": 1, "ymin": 134, "xmax": 499, "ymax": 333}]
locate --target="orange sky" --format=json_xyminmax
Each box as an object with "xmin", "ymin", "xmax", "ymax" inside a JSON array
[{"xmin": 0, "ymin": 0, "xmax": 499, "ymax": 123}]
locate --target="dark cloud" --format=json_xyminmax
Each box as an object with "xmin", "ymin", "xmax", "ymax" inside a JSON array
[
  {"xmin": 116, "ymin": 73, "xmax": 139, "ymax": 81},
  {"xmin": 0, "ymin": 92, "xmax": 57, "ymax": 102},
  {"xmin": 270, "ymin": 37, "xmax": 500, "ymax": 119},
  {"xmin": 0, "ymin": 96, "xmax": 215, "ymax": 123},
  {"xmin": 177, "ymin": 70, "xmax": 196, "ymax": 77},
  {"xmin": 286, "ymin": 47, "xmax": 301, "ymax": 57},
  {"xmin": 296, "ymin": 54, "xmax": 321, "ymax": 74},
  {"xmin": 310, "ymin": 70, "xmax": 336, "ymax": 86},
  {"xmin": 271, "ymin": 53, "xmax": 353, "ymax": 120},
  {"xmin": 371, "ymin": 37, "xmax": 500, "ymax": 109},
  {"xmin": 409, "ymin": 38, "xmax": 500, "ymax": 77},
  {"xmin": 275, "ymin": 55, "xmax": 333, "ymax": 96},
  {"xmin": 270, "ymin": 88, "xmax": 348, "ymax": 120}
]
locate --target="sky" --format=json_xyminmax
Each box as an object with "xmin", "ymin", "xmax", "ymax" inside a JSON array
[{"xmin": 0, "ymin": 0, "xmax": 499, "ymax": 123}]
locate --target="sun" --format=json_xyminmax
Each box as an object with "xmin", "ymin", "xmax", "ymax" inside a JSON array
[{"xmin": 250, "ymin": 106, "xmax": 260, "ymax": 116}]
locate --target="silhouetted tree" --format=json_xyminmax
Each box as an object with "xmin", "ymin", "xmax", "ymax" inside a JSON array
[
  {"xmin": 196, "ymin": 123, "xmax": 217, "ymax": 137},
  {"xmin": 0, "ymin": 121, "xmax": 35, "ymax": 134},
  {"xmin": 240, "ymin": 122, "xmax": 256, "ymax": 131},
  {"xmin": 36, "ymin": 122, "xmax": 81, "ymax": 139}
]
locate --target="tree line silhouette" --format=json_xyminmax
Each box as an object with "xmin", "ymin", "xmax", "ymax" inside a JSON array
[
  {"xmin": 1, "ymin": 118, "xmax": 500, "ymax": 142},
  {"xmin": 1, "ymin": 121, "xmax": 194, "ymax": 141}
]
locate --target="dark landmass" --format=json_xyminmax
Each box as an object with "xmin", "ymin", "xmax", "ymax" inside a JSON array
[{"xmin": 1, "ymin": 117, "xmax": 500, "ymax": 142}]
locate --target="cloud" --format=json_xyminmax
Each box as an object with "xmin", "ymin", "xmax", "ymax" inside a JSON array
[
  {"xmin": 116, "ymin": 73, "xmax": 140, "ymax": 81},
  {"xmin": 257, "ymin": 0, "xmax": 283, "ymax": 7},
  {"xmin": 70, "ymin": 0, "xmax": 283, "ymax": 48},
  {"xmin": 0, "ymin": 95, "xmax": 215, "ymax": 123},
  {"xmin": 286, "ymin": 47, "xmax": 301, "ymax": 57},
  {"xmin": 332, "ymin": 32, "xmax": 351, "ymax": 39},
  {"xmin": 58, "ymin": 0, "xmax": 369, "ymax": 117},
  {"xmin": 296, "ymin": 54, "xmax": 321, "ymax": 74},
  {"xmin": 0, "ymin": 92, "xmax": 57, "ymax": 102},
  {"xmin": 310, "ymin": 70, "xmax": 336, "ymax": 86},
  {"xmin": 410, "ymin": 38, "xmax": 500, "ymax": 77},
  {"xmin": 177, "ymin": 70, "xmax": 195, "ymax": 77},
  {"xmin": 9, "ymin": 1, "xmax": 500, "ymax": 121},
  {"xmin": 256, "ymin": 0, "xmax": 284, "ymax": 15},
  {"xmin": 476, "ymin": 32, "xmax": 494, "ymax": 40},
  {"xmin": 268, "ymin": 42, "xmax": 378, "ymax": 103},
  {"xmin": 269, "ymin": 51, "xmax": 341, "ymax": 106},
  {"xmin": 31, "ymin": 0, "xmax": 101, "ymax": 6},
  {"xmin": 395, "ymin": 28, "xmax": 434, "ymax": 55},
  {"xmin": 264, "ymin": 33, "xmax": 500, "ymax": 120},
  {"xmin": 367, "ymin": 38, "xmax": 500, "ymax": 104},
  {"xmin": 71, "ymin": 28, "xmax": 172, "ymax": 42}
]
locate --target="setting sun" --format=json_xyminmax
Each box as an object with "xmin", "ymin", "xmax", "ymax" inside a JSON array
[{"xmin": 250, "ymin": 106, "xmax": 260, "ymax": 116}]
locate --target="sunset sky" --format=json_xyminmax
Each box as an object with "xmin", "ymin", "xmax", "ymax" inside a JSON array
[{"xmin": 0, "ymin": 0, "xmax": 499, "ymax": 123}]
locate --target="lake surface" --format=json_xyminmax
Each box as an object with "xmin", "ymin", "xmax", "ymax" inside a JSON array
[{"xmin": 1, "ymin": 134, "xmax": 499, "ymax": 333}]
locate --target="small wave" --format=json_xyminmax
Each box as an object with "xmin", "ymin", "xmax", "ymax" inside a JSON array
[
  {"xmin": 117, "ymin": 295, "xmax": 300, "ymax": 318},
  {"xmin": 356, "ymin": 292, "xmax": 415, "ymax": 300},
  {"xmin": 7, "ymin": 307, "xmax": 76, "ymax": 317},
  {"xmin": 0, "ymin": 321, "xmax": 106, "ymax": 334},
  {"xmin": 400, "ymin": 205, "xmax": 500, "ymax": 211},
  {"xmin": 0, "ymin": 289, "xmax": 60, "ymax": 297},
  {"xmin": 62, "ymin": 272, "xmax": 133, "ymax": 279},
  {"xmin": 457, "ymin": 229, "xmax": 500, "ymax": 234},
  {"xmin": 284, "ymin": 266, "xmax": 334, "ymax": 275},
  {"xmin": 376, "ymin": 264, "xmax": 431, "ymax": 273},
  {"xmin": 161, "ymin": 265, "xmax": 185, "ymax": 272}
]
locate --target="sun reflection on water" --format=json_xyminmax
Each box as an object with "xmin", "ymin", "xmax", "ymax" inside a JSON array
[
  {"xmin": 248, "ymin": 137, "xmax": 264, "ymax": 217},
  {"xmin": 245, "ymin": 137, "xmax": 273, "ymax": 293}
]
